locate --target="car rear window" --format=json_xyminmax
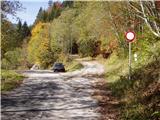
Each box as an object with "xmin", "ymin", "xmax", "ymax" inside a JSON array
[{"xmin": 54, "ymin": 63, "xmax": 63, "ymax": 66}]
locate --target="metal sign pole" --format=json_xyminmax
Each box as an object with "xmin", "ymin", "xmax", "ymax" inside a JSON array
[
  {"xmin": 129, "ymin": 42, "xmax": 131, "ymax": 80},
  {"xmin": 125, "ymin": 31, "xmax": 135, "ymax": 80}
]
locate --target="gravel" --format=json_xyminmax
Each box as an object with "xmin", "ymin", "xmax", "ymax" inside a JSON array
[{"xmin": 1, "ymin": 61, "xmax": 105, "ymax": 120}]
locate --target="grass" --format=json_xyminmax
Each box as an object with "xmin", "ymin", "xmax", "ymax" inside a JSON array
[
  {"xmin": 112, "ymin": 59, "xmax": 160, "ymax": 120},
  {"xmin": 65, "ymin": 60, "xmax": 83, "ymax": 72},
  {"xmin": 1, "ymin": 70, "xmax": 25, "ymax": 92},
  {"xmin": 97, "ymin": 53, "xmax": 129, "ymax": 83},
  {"xmin": 56, "ymin": 54, "xmax": 84, "ymax": 72},
  {"xmin": 97, "ymin": 41, "xmax": 160, "ymax": 120}
]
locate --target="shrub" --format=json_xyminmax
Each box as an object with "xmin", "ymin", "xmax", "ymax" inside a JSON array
[
  {"xmin": 1, "ymin": 70, "xmax": 25, "ymax": 91},
  {"xmin": 1, "ymin": 48, "xmax": 23, "ymax": 69}
]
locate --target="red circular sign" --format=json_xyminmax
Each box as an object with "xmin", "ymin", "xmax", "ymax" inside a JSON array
[{"xmin": 125, "ymin": 31, "xmax": 135, "ymax": 42}]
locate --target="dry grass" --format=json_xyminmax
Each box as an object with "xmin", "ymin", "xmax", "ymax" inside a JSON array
[
  {"xmin": 1, "ymin": 70, "xmax": 25, "ymax": 92},
  {"xmin": 95, "ymin": 40, "xmax": 160, "ymax": 120},
  {"xmin": 92, "ymin": 78, "xmax": 120, "ymax": 120}
]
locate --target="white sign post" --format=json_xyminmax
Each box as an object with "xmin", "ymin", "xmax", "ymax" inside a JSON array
[{"xmin": 125, "ymin": 31, "xmax": 135, "ymax": 80}]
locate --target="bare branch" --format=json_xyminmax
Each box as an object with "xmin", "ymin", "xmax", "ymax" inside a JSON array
[{"xmin": 140, "ymin": 0, "xmax": 160, "ymax": 37}]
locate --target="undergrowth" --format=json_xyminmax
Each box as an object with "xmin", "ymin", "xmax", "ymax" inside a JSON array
[
  {"xmin": 56, "ymin": 54, "xmax": 83, "ymax": 72},
  {"xmin": 110, "ymin": 59, "xmax": 160, "ymax": 120},
  {"xmin": 98, "ymin": 40, "xmax": 160, "ymax": 120},
  {"xmin": 65, "ymin": 60, "xmax": 83, "ymax": 72},
  {"xmin": 1, "ymin": 70, "xmax": 25, "ymax": 92}
]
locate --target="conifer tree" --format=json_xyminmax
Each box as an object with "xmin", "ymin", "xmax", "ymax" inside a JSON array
[
  {"xmin": 48, "ymin": 0, "xmax": 53, "ymax": 8},
  {"xmin": 17, "ymin": 20, "xmax": 22, "ymax": 32},
  {"xmin": 34, "ymin": 7, "xmax": 43, "ymax": 24},
  {"xmin": 22, "ymin": 21, "xmax": 31, "ymax": 38},
  {"xmin": 16, "ymin": 20, "xmax": 24, "ymax": 45}
]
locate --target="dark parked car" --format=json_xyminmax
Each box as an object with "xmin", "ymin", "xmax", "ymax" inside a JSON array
[{"xmin": 52, "ymin": 63, "xmax": 65, "ymax": 72}]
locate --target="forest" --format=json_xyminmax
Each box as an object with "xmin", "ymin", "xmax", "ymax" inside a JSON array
[
  {"xmin": 1, "ymin": 1, "xmax": 160, "ymax": 120},
  {"xmin": 1, "ymin": 1, "xmax": 160, "ymax": 69}
]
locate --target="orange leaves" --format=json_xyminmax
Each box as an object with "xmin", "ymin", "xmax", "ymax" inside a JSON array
[{"xmin": 108, "ymin": 40, "xmax": 119, "ymax": 51}]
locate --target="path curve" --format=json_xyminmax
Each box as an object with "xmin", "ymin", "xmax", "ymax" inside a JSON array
[{"xmin": 1, "ymin": 61, "xmax": 105, "ymax": 120}]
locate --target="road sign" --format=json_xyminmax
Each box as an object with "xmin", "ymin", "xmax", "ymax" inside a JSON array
[
  {"xmin": 125, "ymin": 31, "xmax": 136, "ymax": 80},
  {"xmin": 134, "ymin": 53, "xmax": 138, "ymax": 62},
  {"xmin": 125, "ymin": 31, "xmax": 135, "ymax": 42}
]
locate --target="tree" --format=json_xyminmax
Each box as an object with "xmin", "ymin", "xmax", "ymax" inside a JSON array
[
  {"xmin": 1, "ymin": 20, "xmax": 20, "ymax": 57},
  {"xmin": 37, "ymin": 37, "xmax": 55, "ymax": 68},
  {"xmin": 28, "ymin": 22, "xmax": 55, "ymax": 68},
  {"xmin": 50, "ymin": 9, "xmax": 77, "ymax": 55},
  {"xmin": 17, "ymin": 20, "xmax": 22, "ymax": 32},
  {"xmin": 22, "ymin": 21, "xmax": 31, "ymax": 38},
  {"xmin": 42, "ymin": 10, "xmax": 48, "ymax": 22},
  {"xmin": 48, "ymin": 2, "xmax": 62, "ymax": 21},
  {"xmin": 129, "ymin": 1, "xmax": 160, "ymax": 37},
  {"xmin": 1, "ymin": 48, "xmax": 23, "ymax": 69},
  {"xmin": 62, "ymin": 1, "xmax": 73, "ymax": 8},
  {"xmin": 34, "ymin": 7, "xmax": 43, "ymax": 24},
  {"xmin": 16, "ymin": 20, "xmax": 25, "ymax": 45},
  {"xmin": 1, "ymin": 1, "xmax": 23, "ymax": 19},
  {"xmin": 48, "ymin": 0, "xmax": 53, "ymax": 8}
]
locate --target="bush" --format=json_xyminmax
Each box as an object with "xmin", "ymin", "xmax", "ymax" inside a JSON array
[
  {"xmin": 1, "ymin": 70, "xmax": 25, "ymax": 91},
  {"xmin": 65, "ymin": 60, "xmax": 83, "ymax": 72},
  {"xmin": 110, "ymin": 59, "xmax": 160, "ymax": 120},
  {"xmin": 1, "ymin": 48, "xmax": 23, "ymax": 69},
  {"xmin": 37, "ymin": 39, "xmax": 56, "ymax": 68},
  {"xmin": 78, "ymin": 39, "xmax": 96, "ymax": 57},
  {"xmin": 28, "ymin": 23, "xmax": 56, "ymax": 68}
]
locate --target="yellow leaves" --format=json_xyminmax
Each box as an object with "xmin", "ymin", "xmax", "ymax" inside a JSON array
[
  {"xmin": 38, "ymin": 38, "xmax": 50, "ymax": 55},
  {"xmin": 31, "ymin": 22, "xmax": 41, "ymax": 36},
  {"xmin": 36, "ymin": 37, "xmax": 54, "ymax": 68},
  {"xmin": 27, "ymin": 22, "xmax": 53, "ymax": 68},
  {"xmin": 31, "ymin": 22, "xmax": 48, "ymax": 36}
]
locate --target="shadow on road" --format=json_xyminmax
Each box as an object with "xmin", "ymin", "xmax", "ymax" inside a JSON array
[{"xmin": 2, "ymin": 61, "xmax": 103, "ymax": 120}]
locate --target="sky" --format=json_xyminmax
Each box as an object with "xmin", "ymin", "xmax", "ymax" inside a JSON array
[{"xmin": 8, "ymin": 0, "xmax": 60, "ymax": 25}]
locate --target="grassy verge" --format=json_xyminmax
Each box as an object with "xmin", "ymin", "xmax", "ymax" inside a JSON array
[
  {"xmin": 97, "ymin": 41, "xmax": 160, "ymax": 120},
  {"xmin": 56, "ymin": 54, "xmax": 83, "ymax": 72},
  {"xmin": 65, "ymin": 60, "xmax": 83, "ymax": 72},
  {"xmin": 1, "ymin": 70, "xmax": 25, "ymax": 92},
  {"xmin": 110, "ymin": 59, "xmax": 160, "ymax": 120},
  {"xmin": 97, "ymin": 53, "xmax": 129, "ymax": 83}
]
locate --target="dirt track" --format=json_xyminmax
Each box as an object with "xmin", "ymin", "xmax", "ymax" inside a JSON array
[{"xmin": 1, "ymin": 61, "xmax": 105, "ymax": 120}]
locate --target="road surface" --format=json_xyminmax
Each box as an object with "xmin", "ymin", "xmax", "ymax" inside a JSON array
[{"xmin": 1, "ymin": 61, "xmax": 105, "ymax": 120}]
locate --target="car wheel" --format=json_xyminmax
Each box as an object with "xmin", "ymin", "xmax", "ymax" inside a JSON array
[{"xmin": 54, "ymin": 69, "xmax": 58, "ymax": 72}]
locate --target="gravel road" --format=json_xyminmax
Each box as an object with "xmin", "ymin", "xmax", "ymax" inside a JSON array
[{"xmin": 1, "ymin": 61, "xmax": 105, "ymax": 120}]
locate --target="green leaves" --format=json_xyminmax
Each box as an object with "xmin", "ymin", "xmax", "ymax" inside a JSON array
[
  {"xmin": 1, "ymin": 70, "xmax": 24, "ymax": 91},
  {"xmin": 1, "ymin": 48, "xmax": 23, "ymax": 69}
]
